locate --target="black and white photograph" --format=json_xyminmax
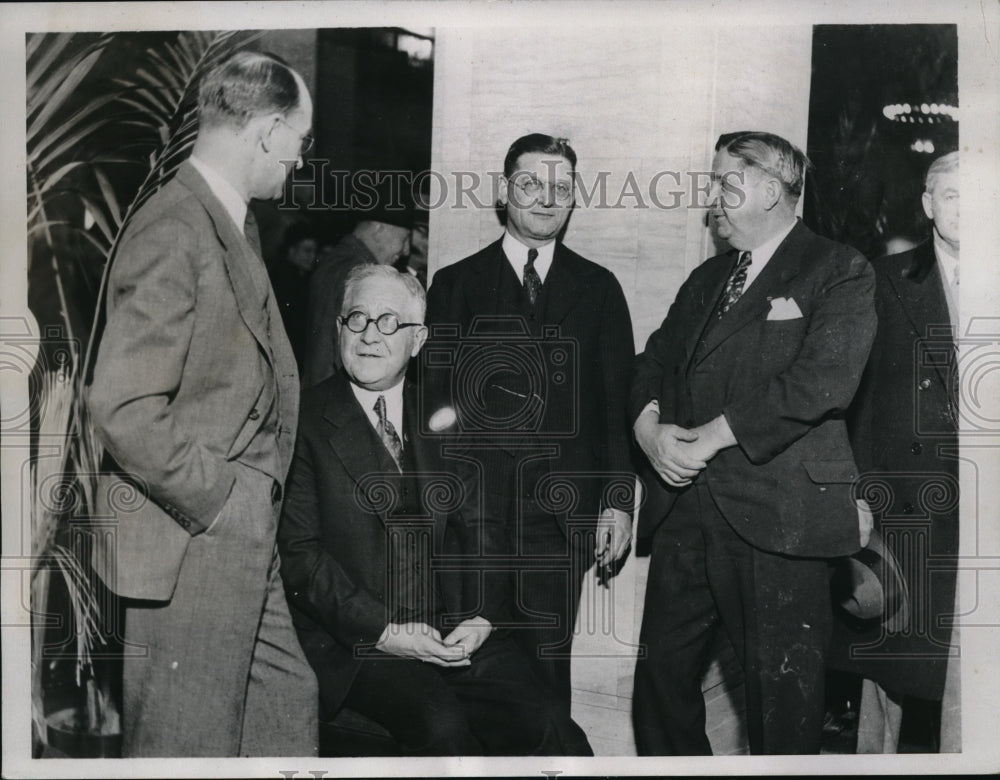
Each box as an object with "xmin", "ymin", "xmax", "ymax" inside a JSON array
[{"xmin": 2, "ymin": 1, "xmax": 998, "ymax": 777}]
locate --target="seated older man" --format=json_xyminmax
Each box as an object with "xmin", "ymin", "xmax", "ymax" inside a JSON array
[{"xmin": 277, "ymin": 264, "xmax": 592, "ymax": 756}]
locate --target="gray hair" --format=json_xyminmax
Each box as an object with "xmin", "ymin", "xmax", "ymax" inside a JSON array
[
  {"xmin": 341, "ymin": 263, "xmax": 426, "ymax": 322},
  {"xmin": 925, "ymin": 151, "xmax": 959, "ymax": 193},
  {"xmin": 198, "ymin": 51, "xmax": 302, "ymax": 129},
  {"xmin": 717, "ymin": 131, "xmax": 811, "ymax": 201}
]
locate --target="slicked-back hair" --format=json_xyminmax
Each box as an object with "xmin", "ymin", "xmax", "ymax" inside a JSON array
[
  {"xmin": 925, "ymin": 151, "xmax": 959, "ymax": 193},
  {"xmin": 716, "ymin": 131, "xmax": 810, "ymax": 201},
  {"xmin": 503, "ymin": 133, "xmax": 577, "ymax": 178},
  {"xmin": 341, "ymin": 263, "xmax": 426, "ymax": 322},
  {"xmin": 198, "ymin": 50, "xmax": 301, "ymax": 130}
]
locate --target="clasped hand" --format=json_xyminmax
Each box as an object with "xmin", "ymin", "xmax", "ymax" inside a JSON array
[
  {"xmin": 376, "ymin": 617, "xmax": 492, "ymax": 667},
  {"xmin": 634, "ymin": 412, "xmax": 725, "ymax": 487}
]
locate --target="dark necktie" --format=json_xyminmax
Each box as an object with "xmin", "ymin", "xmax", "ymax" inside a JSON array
[
  {"xmin": 717, "ymin": 250, "xmax": 752, "ymax": 318},
  {"xmin": 524, "ymin": 248, "xmax": 542, "ymax": 306},
  {"xmin": 374, "ymin": 394, "xmax": 403, "ymax": 472}
]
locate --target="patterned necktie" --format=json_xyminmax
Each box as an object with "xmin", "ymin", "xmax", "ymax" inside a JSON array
[
  {"xmin": 374, "ymin": 394, "xmax": 403, "ymax": 472},
  {"xmin": 717, "ymin": 250, "xmax": 752, "ymax": 318},
  {"xmin": 524, "ymin": 248, "xmax": 542, "ymax": 306}
]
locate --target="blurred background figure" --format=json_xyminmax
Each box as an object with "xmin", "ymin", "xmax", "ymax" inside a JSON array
[
  {"xmin": 268, "ymin": 221, "xmax": 319, "ymax": 370},
  {"xmin": 394, "ymin": 182, "xmax": 430, "ymax": 288}
]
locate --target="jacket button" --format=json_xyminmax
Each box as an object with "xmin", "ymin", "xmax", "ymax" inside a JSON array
[
  {"xmin": 911, "ymin": 442, "xmax": 923, "ymax": 455},
  {"xmin": 248, "ymin": 408, "xmax": 260, "ymax": 420},
  {"xmin": 918, "ymin": 378, "xmax": 932, "ymax": 390}
]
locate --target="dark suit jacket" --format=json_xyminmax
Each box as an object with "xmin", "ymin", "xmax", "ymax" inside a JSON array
[
  {"xmin": 424, "ymin": 238, "xmax": 635, "ymax": 531},
  {"xmin": 831, "ymin": 240, "xmax": 959, "ymax": 699},
  {"xmin": 278, "ymin": 372, "xmax": 504, "ymax": 716},
  {"xmin": 631, "ymin": 220, "xmax": 876, "ymax": 558},
  {"xmin": 88, "ymin": 161, "xmax": 298, "ymax": 600}
]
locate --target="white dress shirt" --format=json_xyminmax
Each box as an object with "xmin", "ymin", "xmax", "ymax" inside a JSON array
[
  {"xmin": 189, "ymin": 154, "xmax": 247, "ymax": 231},
  {"xmin": 350, "ymin": 379, "xmax": 406, "ymax": 440},
  {"xmin": 503, "ymin": 231, "xmax": 555, "ymax": 284},
  {"xmin": 741, "ymin": 218, "xmax": 797, "ymax": 292}
]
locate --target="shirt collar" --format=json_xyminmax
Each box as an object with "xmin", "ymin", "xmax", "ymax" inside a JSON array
[
  {"xmin": 349, "ymin": 378, "xmax": 405, "ymax": 436},
  {"xmin": 189, "ymin": 154, "xmax": 248, "ymax": 231},
  {"xmin": 742, "ymin": 218, "xmax": 797, "ymax": 290},
  {"xmin": 503, "ymin": 231, "xmax": 556, "ymax": 283}
]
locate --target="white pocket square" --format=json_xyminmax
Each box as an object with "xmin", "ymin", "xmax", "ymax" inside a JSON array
[{"xmin": 766, "ymin": 296, "xmax": 803, "ymax": 320}]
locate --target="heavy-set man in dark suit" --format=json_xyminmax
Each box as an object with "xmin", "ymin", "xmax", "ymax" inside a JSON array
[
  {"xmin": 424, "ymin": 134, "xmax": 635, "ymax": 712},
  {"xmin": 630, "ymin": 131, "xmax": 876, "ymax": 755},
  {"xmin": 87, "ymin": 52, "xmax": 318, "ymax": 756},
  {"xmin": 831, "ymin": 151, "xmax": 961, "ymax": 752},
  {"xmin": 278, "ymin": 264, "xmax": 592, "ymax": 755}
]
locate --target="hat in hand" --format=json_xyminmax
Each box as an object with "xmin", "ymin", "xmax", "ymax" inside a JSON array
[{"xmin": 831, "ymin": 526, "xmax": 910, "ymax": 632}]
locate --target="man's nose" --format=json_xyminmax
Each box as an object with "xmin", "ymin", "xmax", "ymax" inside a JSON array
[
  {"xmin": 360, "ymin": 320, "xmax": 382, "ymax": 342},
  {"xmin": 539, "ymin": 184, "xmax": 557, "ymax": 207}
]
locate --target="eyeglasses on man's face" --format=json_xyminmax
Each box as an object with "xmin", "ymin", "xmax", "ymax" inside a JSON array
[
  {"xmin": 339, "ymin": 311, "xmax": 422, "ymax": 336},
  {"xmin": 509, "ymin": 175, "xmax": 574, "ymax": 204},
  {"xmin": 277, "ymin": 116, "xmax": 314, "ymax": 155}
]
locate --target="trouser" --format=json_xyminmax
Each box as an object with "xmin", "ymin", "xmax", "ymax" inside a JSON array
[
  {"xmin": 508, "ymin": 510, "xmax": 592, "ymax": 715},
  {"xmin": 633, "ymin": 481, "xmax": 833, "ymax": 755},
  {"xmin": 122, "ymin": 464, "xmax": 318, "ymax": 757},
  {"xmin": 342, "ymin": 634, "xmax": 592, "ymax": 755}
]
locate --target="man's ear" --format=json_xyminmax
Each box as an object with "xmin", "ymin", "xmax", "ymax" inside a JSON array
[
  {"xmin": 763, "ymin": 177, "xmax": 783, "ymax": 211},
  {"xmin": 256, "ymin": 114, "xmax": 280, "ymax": 154},
  {"xmin": 921, "ymin": 191, "xmax": 934, "ymax": 221},
  {"xmin": 410, "ymin": 324, "xmax": 429, "ymax": 357}
]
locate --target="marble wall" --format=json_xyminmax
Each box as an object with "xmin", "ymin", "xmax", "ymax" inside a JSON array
[{"xmin": 427, "ymin": 23, "xmax": 813, "ymax": 754}]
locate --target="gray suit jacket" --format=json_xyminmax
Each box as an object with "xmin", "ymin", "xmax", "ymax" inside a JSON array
[{"xmin": 88, "ymin": 161, "xmax": 299, "ymax": 600}]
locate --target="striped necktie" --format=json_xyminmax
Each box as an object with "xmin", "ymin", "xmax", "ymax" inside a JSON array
[{"xmin": 374, "ymin": 394, "xmax": 403, "ymax": 472}]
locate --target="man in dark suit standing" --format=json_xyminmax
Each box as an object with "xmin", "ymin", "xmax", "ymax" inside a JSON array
[
  {"xmin": 278, "ymin": 264, "xmax": 592, "ymax": 755},
  {"xmin": 832, "ymin": 151, "xmax": 961, "ymax": 752},
  {"xmin": 424, "ymin": 134, "xmax": 635, "ymax": 712},
  {"xmin": 87, "ymin": 52, "xmax": 317, "ymax": 756},
  {"xmin": 630, "ymin": 131, "xmax": 876, "ymax": 755}
]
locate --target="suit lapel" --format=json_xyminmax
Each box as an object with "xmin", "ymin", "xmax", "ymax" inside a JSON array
[
  {"xmin": 694, "ymin": 222, "xmax": 805, "ymax": 364},
  {"xmin": 683, "ymin": 251, "xmax": 736, "ymax": 366},
  {"xmin": 543, "ymin": 244, "xmax": 587, "ymax": 325},
  {"xmin": 884, "ymin": 241, "xmax": 954, "ymax": 389},
  {"xmin": 176, "ymin": 163, "xmax": 273, "ymax": 359},
  {"xmin": 462, "ymin": 240, "xmax": 506, "ymax": 317},
  {"xmin": 323, "ymin": 375, "xmax": 395, "ymax": 523}
]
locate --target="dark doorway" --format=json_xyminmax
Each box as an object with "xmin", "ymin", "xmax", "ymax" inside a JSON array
[{"xmin": 804, "ymin": 24, "xmax": 958, "ymax": 259}]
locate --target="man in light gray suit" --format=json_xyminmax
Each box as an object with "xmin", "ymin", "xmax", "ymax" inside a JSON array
[{"xmin": 88, "ymin": 51, "xmax": 318, "ymax": 757}]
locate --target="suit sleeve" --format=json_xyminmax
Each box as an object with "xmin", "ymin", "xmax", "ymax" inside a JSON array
[
  {"xmin": 630, "ymin": 279, "xmax": 698, "ymax": 425},
  {"xmin": 724, "ymin": 249, "xmax": 877, "ymax": 464},
  {"xmin": 598, "ymin": 272, "xmax": 636, "ymax": 504},
  {"xmin": 278, "ymin": 432, "xmax": 388, "ymax": 646},
  {"xmin": 87, "ymin": 217, "xmax": 236, "ymax": 534}
]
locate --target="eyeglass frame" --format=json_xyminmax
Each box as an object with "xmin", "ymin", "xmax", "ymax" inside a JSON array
[
  {"xmin": 507, "ymin": 174, "xmax": 575, "ymax": 204},
  {"xmin": 276, "ymin": 115, "xmax": 314, "ymax": 155},
  {"xmin": 339, "ymin": 311, "xmax": 423, "ymax": 336}
]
